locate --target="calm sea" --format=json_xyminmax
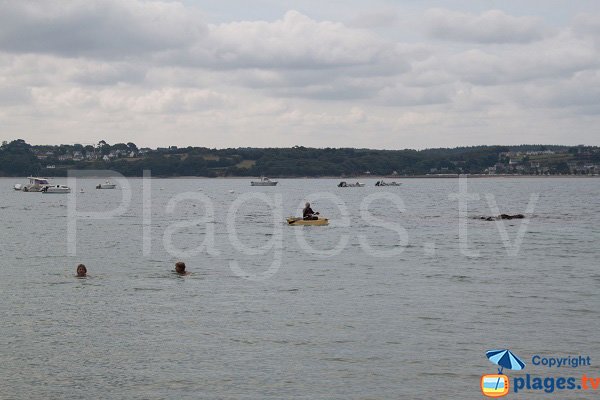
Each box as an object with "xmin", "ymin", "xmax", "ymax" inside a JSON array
[{"xmin": 0, "ymin": 177, "xmax": 598, "ymax": 399}]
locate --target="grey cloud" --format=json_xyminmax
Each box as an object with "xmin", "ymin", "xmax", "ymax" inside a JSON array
[
  {"xmin": 572, "ymin": 13, "xmax": 600, "ymax": 35},
  {"xmin": 519, "ymin": 70, "xmax": 600, "ymax": 111},
  {"xmin": 270, "ymin": 78, "xmax": 381, "ymax": 101},
  {"xmin": 196, "ymin": 11, "xmax": 406, "ymax": 70},
  {"xmin": 376, "ymin": 84, "xmax": 453, "ymax": 106},
  {"xmin": 70, "ymin": 63, "xmax": 146, "ymax": 85},
  {"xmin": 425, "ymin": 8, "xmax": 548, "ymax": 43},
  {"xmin": 0, "ymin": 1, "xmax": 207, "ymax": 58},
  {"xmin": 0, "ymin": 85, "xmax": 32, "ymax": 106},
  {"xmin": 168, "ymin": 10, "xmax": 415, "ymax": 101},
  {"xmin": 445, "ymin": 33, "xmax": 599, "ymax": 86},
  {"xmin": 347, "ymin": 10, "xmax": 399, "ymax": 29}
]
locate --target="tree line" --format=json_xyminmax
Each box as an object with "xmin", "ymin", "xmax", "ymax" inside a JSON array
[{"xmin": 0, "ymin": 139, "xmax": 596, "ymax": 177}]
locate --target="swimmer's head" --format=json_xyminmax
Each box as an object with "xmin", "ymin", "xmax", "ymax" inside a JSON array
[
  {"xmin": 305, "ymin": 202, "xmax": 310, "ymax": 207},
  {"xmin": 76, "ymin": 264, "xmax": 87, "ymax": 277},
  {"xmin": 175, "ymin": 261, "xmax": 186, "ymax": 274}
]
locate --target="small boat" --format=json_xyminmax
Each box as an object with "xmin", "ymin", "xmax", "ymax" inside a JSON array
[
  {"xmin": 375, "ymin": 180, "xmax": 402, "ymax": 186},
  {"xmin": 96, "ymin": 180, "xmax": 116, "ymax": 189},
  {"xmin": 13, "ymin": 184, "xmax": 22, "ymax": 191},
  {"xmin": 22, "ymin": 177, "xmax": 50, "ymax": 192},
  {"xmin": 337, "ymin": 181, "xmax": 365, "ymax": 187},
  {"xmin": 286, "ymin": 217, "xmax": 329, "ymax": 226},
  {"xmin": 80, "ymin": 188, "xmax": 85, "ymax": 193},
  {"xmin": 42, "ymin": 184, "xmax": 71, "ymax": 194},
  {"xmin": 251, "ymin": 177, "xmax": 278, "ymax": 186}
]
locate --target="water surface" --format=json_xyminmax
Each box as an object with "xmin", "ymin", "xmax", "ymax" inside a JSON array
[{"xmin": 0, "ymin": 177, "xmax": 598, "ymax": 399}]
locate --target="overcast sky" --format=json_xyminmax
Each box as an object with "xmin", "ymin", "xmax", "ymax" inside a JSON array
[{"xmin": 1, "ymin": 1, "xmax": 599, "ymax": 149}]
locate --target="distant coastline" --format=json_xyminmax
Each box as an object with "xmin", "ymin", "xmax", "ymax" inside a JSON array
[
  {"xmin": 1, "ymin": 140, "xmax": 599, "ymax": 178},
  {"xmin": 4, "ymin": 174, "xmax": 599, "ymax": 180}
]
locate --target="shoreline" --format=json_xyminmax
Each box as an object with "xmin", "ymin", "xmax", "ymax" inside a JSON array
[{"xmin": 2, "ymin": 174, "xmax": 599, "ymax": 180}]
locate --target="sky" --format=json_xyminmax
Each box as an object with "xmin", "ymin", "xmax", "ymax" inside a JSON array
[{"xmin": 0, "ymin": 1, "xmax": 599, "ymax": 149}]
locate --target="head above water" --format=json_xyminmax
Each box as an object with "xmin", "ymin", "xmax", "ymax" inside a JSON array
[
  {"xmin": 175, "ymin": 261, "xmax": 186, "ymax": 274},
  {"xmin": 76, "ymin": 264, "xmax": 87, "ymax": 277},
  {"xmin": 305, "ymin": 202, "xmax": 310, "ymax": 208}
]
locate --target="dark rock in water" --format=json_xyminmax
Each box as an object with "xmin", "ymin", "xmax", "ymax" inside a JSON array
[
  {"xmin": 478, "ymin": 214, "xmax": 525, "ymax": 221},
  {"xmin": 500, "ymin": 214, "xmax": 524, "ymax": 220}
]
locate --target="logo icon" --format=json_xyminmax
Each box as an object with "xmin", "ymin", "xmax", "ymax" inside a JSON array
[
  {"xmin": 482, "ymin": 349, "xmax": 526, "ymax": 398},
  {"xmin": 481, "ymin": 374, "xmax": 509, "ymax": 397}
]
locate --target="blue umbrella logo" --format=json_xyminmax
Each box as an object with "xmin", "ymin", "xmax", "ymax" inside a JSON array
[{"xmin": 486, "ymin": 349, "xmax": 525, "ymax": 390}]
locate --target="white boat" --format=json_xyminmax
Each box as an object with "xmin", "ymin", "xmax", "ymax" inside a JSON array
[
  {"xmin": 13, "ymin": 184, "xmax": 22, "ymax": 191},
  {"xmin": 251, "ymin": 177, "xmax": 278, "ymax": 186},
  {"xmin": 96, "ymin": 180, "xmax": 116, "ymax": 189},
  {"xmin": 22, "ymin": 177, "xmax": 51, "ymax": 192},
  {"xmin": 337, "ymin": 181, "xmax": 365, "ymax": 187},
  {"xmin": 42, "ymin": 184, "xmax": 71, "ymax": 194},
  {"xmin": 375, "ymin": 180, "xmax": 402, "ymax": 186}
]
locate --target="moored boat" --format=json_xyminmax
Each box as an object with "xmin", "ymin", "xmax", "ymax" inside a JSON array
[
  {"xmin": 251, "ymin": 177, "xmax": 278, "ymax": 186},
  {"xmin": 337, "ymin": 181, "xmax": 365, "ymax": 187},
  {"xmin": 375, "ymin": 180, "xmax": 402, "ymax": 186},
  {"xmin": 96, "ymin": 180, "xmax": 116, "ymax": 189},
  {"xmin": 41, "ymin": 184, "xmax": 71, "ymax": 194},
  {"xmin": 22, "ymin": 177, "xmax": 50, "ymax": 192}
]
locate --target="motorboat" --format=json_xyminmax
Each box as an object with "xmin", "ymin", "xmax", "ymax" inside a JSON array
[
  {"xmin": 96, "ymin": 180, "xmax": 116, "ymax": 189},
  {"xmin": 337, "ymin": 181, "xmax": 365, "ymax": 187},
  {"xmin": 41, "ymin": 184, "xmax": 71, "ymax": 194},
  {"xmin": 286, "ymin": 217, "xmax": 329, "ymax": 226},
  {"xmin": 22, "ymin": 177, "xmax": 50, "ymax": 192},
  {"xmin": 251, "ymin": 177, "xmax": 278, "ymax": 186},
  {"xmin": 375, "ymin": 180, "xmax": 402, "ymax": 186}
]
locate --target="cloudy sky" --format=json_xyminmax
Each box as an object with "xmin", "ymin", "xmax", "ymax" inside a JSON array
[{"xmin": 1, "ymin": 1, "xmax": 599, "ymax": 149}]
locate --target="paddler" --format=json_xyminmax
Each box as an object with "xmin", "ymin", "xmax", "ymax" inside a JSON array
[{"xmin": 303, "ymin": 202, "xmax": 319, "ymax": 220}]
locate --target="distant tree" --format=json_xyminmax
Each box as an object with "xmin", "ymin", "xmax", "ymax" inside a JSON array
[
  {"xmin": 112, "ymin": 143, "xmax": 129, "ymax": 151},
  {"xmin": 127, "ymin": 142, "xmax": 138, "ymax": 152},
  {"xmin": 98, "ymin": 140, "xmax": 110, "ymax": 155},
  {"xmin": 2, "ymin": 139, "xmax": 33, "ymax": 154}
]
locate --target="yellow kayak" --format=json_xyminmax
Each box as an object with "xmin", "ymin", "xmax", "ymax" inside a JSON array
[{"xmin": 286, "ymin": 217, "xmax": 329, "ymax": 226}]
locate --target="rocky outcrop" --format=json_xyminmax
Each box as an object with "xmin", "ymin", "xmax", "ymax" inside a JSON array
[{"xmin": 477, "ymin": 214, "xmax": 525, "ymax": 221}]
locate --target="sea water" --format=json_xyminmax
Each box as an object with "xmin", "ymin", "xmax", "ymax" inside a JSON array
[{"xmin": 0, "ymin": 177, "xmax": 598, "ymax": 399}]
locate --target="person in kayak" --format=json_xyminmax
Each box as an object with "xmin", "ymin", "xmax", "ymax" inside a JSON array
[{"xmin": 303, "ymin": 202, "xmax": 319, "ymax": 220}]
